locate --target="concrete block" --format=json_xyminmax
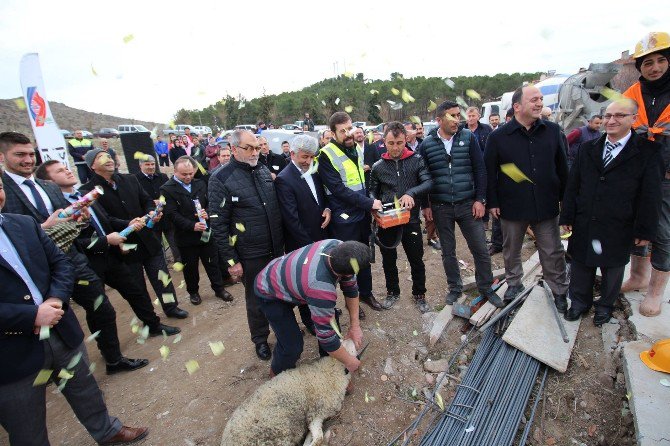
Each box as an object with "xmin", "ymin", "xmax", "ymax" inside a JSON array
[
  {"xmin": 622, "ymin": 341, "xmax": 670, "ymax": 445},
  {"xmin": 624, "ymin": 291, "xmax": 670, "ymax": 342}
]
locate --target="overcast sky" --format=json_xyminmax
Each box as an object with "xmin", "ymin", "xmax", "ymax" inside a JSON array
[{"xmin": 1, "ymin": 0, "xmax": 667, "ymax": 124}]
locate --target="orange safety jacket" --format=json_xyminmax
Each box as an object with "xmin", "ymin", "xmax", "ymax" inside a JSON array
[{"xmin": 623, "ymin": 82, "xmax": 670, "ymax": 141}]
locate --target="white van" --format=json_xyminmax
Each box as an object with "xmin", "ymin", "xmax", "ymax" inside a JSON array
[{"xmin": 118, "ymin": 124, "xmax": 150, "ymax": 133}]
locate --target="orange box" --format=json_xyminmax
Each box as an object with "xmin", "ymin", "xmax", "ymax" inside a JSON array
[{"xmin": 374, "ymin": 208, "xmax": 410, "ymax": 229}]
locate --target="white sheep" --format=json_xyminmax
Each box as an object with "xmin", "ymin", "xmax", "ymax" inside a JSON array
[{"xmin": 220, "ymin": 339, "xmax": 357, "ymax": 446}]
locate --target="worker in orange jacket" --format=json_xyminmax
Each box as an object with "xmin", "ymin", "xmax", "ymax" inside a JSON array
[{"xmin": 621, "ymin": 31, "xmax": 670, "ymax": 317}]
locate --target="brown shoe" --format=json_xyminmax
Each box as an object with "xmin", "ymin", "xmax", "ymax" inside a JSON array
[
  {"xmin": 360, "ymin": 294, "xmax": 383, "ymax": 311},
  {"xmin": 358, "ymin": 306, "xmax": 366, "ymax": 320},
  {"xmin": 101, "ymin": 426, "xmax": 148, "ymax": 445}
]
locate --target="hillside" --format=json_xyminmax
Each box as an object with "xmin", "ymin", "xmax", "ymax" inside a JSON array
[{"xmin": 0, "ymin": 98, "xmax": 162, "ymax": 139}]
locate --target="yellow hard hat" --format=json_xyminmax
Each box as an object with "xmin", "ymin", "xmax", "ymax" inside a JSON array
[
  {"xmin": 640, "ymin": 338, "xmax": 670, "ymax": 374},
  {"xmin": 633, "ymin": 32, "xmax": 670, "ymax": 59}
]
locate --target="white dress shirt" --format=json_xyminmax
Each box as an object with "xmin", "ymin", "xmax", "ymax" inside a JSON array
[
  {"xmin": 437, "ymin": 129, "xmax": 454, "ymax": 155},
  {"xmin": 293, "ymin": 161, "xmax": 319, "ymax": 204},
  {"xmin": 5, "ymin": 171, "xmax": 55, "ymax": 214},
  {"xmin": 604, "ymin": 131, "xmax": 632, "ymax": 162}
]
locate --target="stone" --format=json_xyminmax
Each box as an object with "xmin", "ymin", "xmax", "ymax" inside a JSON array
[
  {"xmin": 425, "ymin": 373, "xmax": 435, "ymax": 385},
  {"xmin": 423, "ymin": 359, "xmax": 449, "ymax": 373},
  {"xmin": 383, "ymin": 358, "xmax": 396, "ymax": 376}
]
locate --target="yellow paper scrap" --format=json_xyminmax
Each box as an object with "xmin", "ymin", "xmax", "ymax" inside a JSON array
[
  {"xmin": 350, "ymin": 258, "xmax": 360, "ymax": 275},
  {"xmin": 131, "ymin": 324, "xmax": 139, "ymax": 334},
  {"xmin": 365, "ymin": 391, "xmax": 370, "ymax": 403},
  {"xmin": 14, "ymin": 98, "xmax": 27, "ymax": 110},
  {"xmin": 343, "ymin": 71, "xmax": 354, "ymax": 78},
  {"xmin": 178, "ymin": 280, "xmax": 185, "ymax": 289},
  {"xmin": 370, "ymin": 89, "xmax": 379, "ymax": 95},
  {"xmin": 162, "ymin": 293, "xmax": 175, "ymax": 304},
  {"xmin": 33, "ymin": 369, "xmax": 53, "ymax": 386},
  {"xmin": 58, "ymin": 369, "xmax": 74, "ymax": 380},
  {"xmin": 344, "ymin": 105, "xmax": 353, "ymax": 113},
  {"xmin": 601, "ymin": 87, "xmax": 622, "ymax": 101},
  {"xmin": 391, "ymin": 88, "xmax": 400, "ymax": 96},
  {"xmin": 140, "ymin": 325, "xmax": 149, "ymax": 339},
  {"xmin": 401, "ymin": 89, "xmax": 415, "ymax": 103},
  {"xmin": 77, "ymin": 280, "xmax": 89, "ymax": 286},
  {"xmin": 159, "ymin": 345, "xmax": 170, "ymax": 360},
  {"xmin": 229, "ymin": 235, "xmax": 238, "ymax": 246},
  {"xmin": 560, "ymin": 231, "xmax": 572, "ymax": 240},
  {"xmin": 235, "ymin": 223, "xmax": 246, "ymax": 232},
  {"xmin": 158, "ymin": 270, "xmax": 171, "ymax": 287},
  {"xmin": 500, "ymin": 163, "xmax": 534, "ymax": 184},
  {"xmin": 410, "ymin": 116, "xmax": 421, "ymax": 124},
  {"xmin": 173, "ymin": 262, "xmax": 184, "ymax": 272},
  {"xmin": 173, "ymin": 333, "xmax": 182, "ymax": 344},
  {"xmin": 465, "ymin": 89, "xmax": 481, "ymax": 100},
  {"xmin": 436, "ymin": 392, "xmax": 445, "ymax": 411},
  {"xmin": 86, "ymin": 330, "xmax": 101, "ymax": 343},
  {"xmin": 122, "ymin": 34, "xmax": 134, "ymax": 44},
  {"xmin": 185, "ymin": 360, "xmax": 200, "ymax": 375},
  {"xmin": 228, "ymin": 259, "xmax": 236, "ymax": 267},
  {"xmin": 153, "ymin": 298, "xmax": 160, "ymax": 307},
  {"xmin": 39, "ymin": 326, "xmax": 50, "ymax": 340},
  {"xmin": 427, "ymin": 100, "xmax": 437, "ymax": 112},
  {"xmin": 330, "ymin": 317, "xmax": 343, "ymax": 339},
  {"xmin": 209, "ymin": 341, "xmax": 225, "ymax": 356}
]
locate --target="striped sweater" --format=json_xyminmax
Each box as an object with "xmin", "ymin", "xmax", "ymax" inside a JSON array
[{"xmin": 254, "ymin": 239, "xmax": 358, "ymax": 352}]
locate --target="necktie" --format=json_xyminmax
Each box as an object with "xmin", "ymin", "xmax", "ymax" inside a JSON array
[
  {"xmin": 71, "ymin": 192, "xmax": 105, "ymax": 237},
  {"xmin": 603, "ymin": 141, "xmax": 619, "ymax": 167},
  {"xmin": 23, "ymin": 179, "xmax": 49, "ymax": 218}
]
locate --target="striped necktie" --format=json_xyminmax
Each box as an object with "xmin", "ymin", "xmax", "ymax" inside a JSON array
[{"xmin": 603, "ymin": 141, "xmax": 619, "ymax": 167}]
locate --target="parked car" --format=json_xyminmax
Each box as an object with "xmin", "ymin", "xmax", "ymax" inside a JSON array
[
  {"xmin": 95, "ymin": 128, "xmax": 120, "ymax": 138},
  {"xmin": 118, "ymin": 124, "xmax": 150, "ymax": 133},
  {"xmin": 258, "ymin": 129, "xmax": 303, "ymax": 155},
  {"xmin": 235, "ymin": 124, "xmax": 257, "ymax": 132},
  {"xmin": 282, "ymin": 124, "xmax": 301, "ymax": 131},
  {"xmin": 60, "ymin": 129, "xmax": 73, "ymax": 139},
  {"xmin": 80, "ymin": 130, "xmax": 94, "ymax": 139},
  {"xmin": 353, "ymin": 121, "xmax": 367, "ymax": 128},
  {"xmin": 423, "ymin": 121, "xmax": 438, "ymax": 136},
  {"xmin": 192, "ymin": 125, "xmax": 212, "ymax": 135},
  {"xmin": 163, "ymin": 124, "xmax": 195, "ymax": 136}
]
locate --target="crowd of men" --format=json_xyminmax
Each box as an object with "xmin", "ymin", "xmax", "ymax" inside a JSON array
[{"xmin": 0, "ymin": 31, "xmax": 668, "ymax": 445}]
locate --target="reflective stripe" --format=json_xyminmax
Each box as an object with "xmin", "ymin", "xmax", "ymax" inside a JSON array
[
  {"xmin": 68, "ymin": 138, "xmax": 93, "ymax": 148},
  {"xmin": 320, "ymin": 143, "xmax": 366, "ymax": 192},
  {"xmin": 623, "ymin": 82, "xmax": 670, "ymax": 142}
]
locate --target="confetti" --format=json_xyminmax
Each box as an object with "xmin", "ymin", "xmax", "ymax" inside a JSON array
[
  {"xmin": 386, "ymin": 100, "xmax": 396, "ymax": 106},
  {"xmin": 600, "ymin": 87, "xmax": 622, "ymax": 101},
  {"xmin": 374, "ymin": 104, "xmax": 381, "ymax": 110},
  {"xmin": 401, "ymin": 89, "xmax": 415, "ymax": 103},
  {"xmin": 122, "ymin": 34, "xmax": 134, "ymax": 44},
  {"xmin": 391, "ymin": 88, "xmax": 400, "ymax": 96},
  {"xmin": 158, "ymin": 270, "xmax": 171, "ymax": 287},
  {"xmin": 228, "ymin": 259, "xmax": 236, "ymax": 266},
  {"xmin": 660, "ymin": 379, "xmax": 670, "ymax": 387},
  {"xmin": 185, "ymin": 360, "xmax": 200, "ymax": 375},
  {"xmin": 238, "ymin": 101, "xmax": 246, "ymax": 109},
  {"xmin": 435, "ymin": 393, "xmax": 445, "ymax": 411},
  {"xmin": 77, "ymin": 280, "xmax": 90, "ymax": 286},
  {"xmin": 413, "ymin": 330, "xmax": 418, "ymax": 336},
  {"xmin": 455, "ymin": 96, "xmax": 468, "ymax": 109},
  {"xmin": 88, "ymin": 363, "xmax": 96, "ymax": 375},
  {"xmin": 153, "ymin": 298, "xmax": 160, "ymax": 307},
  {"xmin": 465, "ymin": 425, "xmax": 475, "ymax": 433},
  {"xmin": 365, "ymin": 392, "xmax": 370, "ymax": 403},
  {"xmin": 159, "ymin": 345, "xmax": 170, "ymax": 360},
  {"xmin": 200, "ymin": 230, "xmax": 211, "ymax": 243},
  {"xmin": 409, "ymin": 116, "xmax": 421, "ymax": 124},
  {"xmin": 303, "ymin": 257, "xmax": 309, "ymax": 265},
  {"xmin": 411, "ymin": 388, "xmax": 418, "ymax": 398},
  {"xmin": 121, "ymin": 243, "xmax": 138, "ymax": 251},
  {"xmin": 444, "ymin": 78, "xmax": 456, "ymax": 89},
  {"xmin": 330, "ymin": 317, "xmax": 343, "ymax": 339},
  {"xmin": 86, "ymin": 330, "xmax": 101, "ymax": 343},
  {"xmin": 220, "ymin": 198, "xmax": 227, "ymax": 208},
  {"xmin": 344, "ymin": 105, "xmax": 353, "ymax": 113},
  {"xmin": 173, "ymin": 334, "xmax": 182, "ymax": 344},
  {"xmin": 321, "ymin": 100, "xmax": 326, "ymax": 106},
  {"xmin": 539, "ymin": 28, "xmax": 553, "ymax": 40},
  {"xmin": 162, "ymin": 293, "xmax": 175, "ymax": 304},
  {"xmin": 427, "ymin": 100, "xmax": 437, "ymax": 112},
  {"xmin": 66, "ymin": 352, "xmax": 82, "ymax": 370},
  {"xmin": 133, "ymin": 151, "xmax": 151, "ymax": 161},
  {"xmin": 58, "ymin": 369, "xmax": 74, "ymax": 380},
  {"xmin": 343, "ymin": 71, "xmax": 354, "ymax": 78},
  {"xmin": 235, "ymin": 222, "xmax": 246, "ymax": 232},
  {"xmin": 33, "ymin": 369, "xmax": 53, "ymax": 386},
  {"xmin": 560, "ymin": 231, "xmax": 572, "ymax": 239},
  {"xmin": 350, "ymin": 258, "xmax": 360, "ymax": 274},
  {"xmin": 340, "ymin": 213, "xmax": 349, "ymax": 220},
  {"xmin": 335, "ymin": 98, "xmax": 340, "ymax": 105},
  {"xmin": 87, "ymin": 233, "xmax": 99, "ymax": 249},
  {"xmin": 500, "ymin": 163, "xmax": 534, "ymax": 183},
  {"xmin": 39, "ymin": 326, "xmax": 50, "ymax": 340},
  {"xmin": 173, "ymin": 262, "xmax": 184, "ymax": 272},
  {"xmin": 370, "ymin": 89, "xmax": 379, "ymax": 95},
  {"xmin": 139, "ymin": 325, "xmax": 149, "ymax": 339},
  {"xmin": 178, "ymin": 280, "xmax": 185, "ymax": 289},
  {"xmin": 465, "ymin": 89, "xmax": 481, "ymax": 100},
  {"xmin": 390, "ymin": 102, "xmax": 403, "ymax": 110},
  {"xmin": 14, "ymin": 98, "xmax": 27, "ymax": 110},
  {"xmin": 592, "ymin": 240, "xmax": 603, "ymax": 255},
  {"xmin": 209, "ymin": 341, "xmax": 225, "ymax": 356},
  {"xmin": 131, "ymin": 324, "xmax": 139, "ymax": 334}
]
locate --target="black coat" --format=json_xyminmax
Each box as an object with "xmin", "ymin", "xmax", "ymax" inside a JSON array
[
  {"xmin": 258, "ymin": 151, "xmax": 287, "ymax": 176},
  {"xmin": 559, "ymin": 132, "xmax": 664, "ymax": 267},
  {"xmin": 135, "ymin": 172, "xmax": 169, "ymax": 200},
  {"xmin": 484, "ymin": 117, "xmax": 569, "ymax": 221},
  {"xmin": 161, "ymin": 178, "xmax": 211, "ymax": 247},
  {"xmin": 275, "ymin": 162, "xmax": 329, "ymax": 252},
  {"xmin": 169, "ymin": 146, "xmax": 187, "ymax": 164},
  {"xmin": 208, "ymin": 158, "xmax": 284, "ymax": 263}
]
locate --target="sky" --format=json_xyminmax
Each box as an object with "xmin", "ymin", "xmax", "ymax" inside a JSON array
[{"xmin": 0, "ymin": 0, "xmax": 668, "ymax": 124}]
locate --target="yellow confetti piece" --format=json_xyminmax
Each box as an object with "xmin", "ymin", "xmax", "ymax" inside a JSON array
[
  {"xmin": 33, "ymin": 369, "xmax": 53, "ymax": 386},
  {"xmin": 58, "ymin": 369, "xmax": 74, "ymax": 380},
  {"xmin": 158, "ymin": 195, "xmax": 166, "ymax": 204},
  {"xmin": 122, "ymin": 34, "xmax": 134, "ymax": 44},
  {"xmin": 77, "ymin": 280, "xmax": 89, "ymax": 286},
  {"xmin": 209, "ymin": 341, "xmax": 225, "ymax": 356},
  {"xmin": 153, "ymin": 298, "xmax": 160, "ymax": 307},
  {"xmin": 343, "ymin": 71, "xmax": 354, "ymax": 78},
  {"xmin": 162, "ymin": 293, "xmax": 175, "ymax": 304},
  {"xmin": 178, "ymin": 280, "xmax": 185, "ymax": 289},
  {"xmin": 133, "ymin": 151, "xmax": 150, "ymax": 160},
  {"xmin": 88, "ymin": 362, "xmax": 96, "ymax": 375},
  {"xmin": 131, "ymin": 324, "xmax": 139, "ymax": 334},
  {"xmin": 121, "ymin": 243, "xmax": 137, "ymax": 251},
  {"xmin": 455, "ymin": 96, "xmax": 468, "ymax": 109},
  {"xmin": 391, "ymin": 88, "xmax": 400, "ymax": 96},
  {"xmin": 39, "ymin": 326, "xmax": 50, "ymax": 340},
  {"xmin": 401, "ymin": 89, "xmax": 415, "ymax": 103},
  {"xmin": 365, "ymin": 391, "xmax": 370, "ymax": 403},
  {"xmin": 140, "ymin": 325, "xmax": 149, "ymax": 339},
  {"xmin": 173, "ymin": 262, "xmax": 184, "ymax": 272},
  {"xmin": 196, "ymin": 161, "xmax": 207, "ymax": 175},
  {"xmin": 394, "ymin": 195, "xmax": 401, "ymax": 210},
  {"xmin": 229, "ymin": 235, "xmax": 238, "ymax": 246},
  {"xmin": 66, "ymin": 352, "xmax": 83, "ymax": 370},
  {"xmin": 235, "ymin": 222, "xmax": 246, "ymax": 232},
  {"xmin": 185, "ymin": 360, "xmax": 200, "ymax": 375},
  {"xmin": 330, "ymin": 317, "xmax": 343, "ymax": 339},
  {"xmin": 600, "ymin": 87, "xmax": 622, "ymax": 101},
  {"xmin": 86, "ymin": 330, "xmax": 101, "ymax": 343},
  {"xmin": 436, "ymin": 392, "xmax": 445, "ymax": 411},
  {"xmin": 370, "ymin": 89, "xmax": 379, "ymax": 95},
  {"xmin": 160, "ymin": 345, "xmax": 170, "ymax": 360},
  {"xmin": 228, "ymin": 259, "xmax": 236, "ymax": 267},
  {"xmin": 173, "ymin": 333, "xmax": 182, "ymax": 344},
  {"xmin": 465, "ymin": 89, "xmax": 481, "ymax": 100},
  {"xmin": 158, "ymin": 270, "xmax": 171, "ymax": 287},
  {"xmin": 97, "ymin": 153, "xmax": 112, "ymax": 166},
  {"xmin": 344, "ymin": 105, "xmax": 353, "ymax": 113},
  {"xmin": 413, "ymin": 330, "xmax": 418, "ymax": 336},
  {"xmin": 14, "ymin": 98, "xmax": 27, "ymax": 110},
  {"xmin": 350, "ymin": 258, "xmax": 360, "ymax": 275},
  {"xmin": 409, "ymin": 116, "xmax": 422, "ymax": 125},
  {"xmin": 427, "ymin": 100, "xmax": 437, "ymax": 112},
  {"xmin": 560, "ymin": 231, "xmax": 572, "ymax": 240},
  {"xmin": 500, "ymin": 163, "xmax": 534, "ymax": 184},
  {"xmin": 340, "ymin": 213, "xmax": 349, "ymax": 220}
]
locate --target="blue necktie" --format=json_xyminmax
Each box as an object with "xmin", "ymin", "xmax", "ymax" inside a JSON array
[
  {"xmin": 23, "ymin": 179, "xmax": 49, "ymax": 218},
  {"xmin": 71, "ymin": 192, "xmax": 105, "ymax": 237}
]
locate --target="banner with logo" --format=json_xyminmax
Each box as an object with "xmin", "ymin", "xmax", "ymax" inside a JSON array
[{"xmin": 19, "ymin": 53, "xmax": 70, "ymax": 167}]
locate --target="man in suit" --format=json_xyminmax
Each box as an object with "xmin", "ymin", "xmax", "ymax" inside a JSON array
[
  {"xmin": 560, "ymin": 99, "xmax": 664, "ymax": 325},
  {"xmin": 0, "ymin": 169, "xmax": 149, "ymax": 446},
  {"xmin": 80, "ymin": 148, "xmax": 188, "ymax": 325},
  {"xmin": 161, "ymin": 156, "xmax": 232, "ymax": 305},
  {"xmin": 257, "ymin": 136, "xmax": 286, "ymax": 179},
  {"xmin": 0, "ymin": 132, "xmax": 149, "ymax": 374}
]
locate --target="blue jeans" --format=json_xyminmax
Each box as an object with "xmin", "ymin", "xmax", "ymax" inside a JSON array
[{"xmin": 631, "ymin": 181, "xmax": 670, "ymax": 272}]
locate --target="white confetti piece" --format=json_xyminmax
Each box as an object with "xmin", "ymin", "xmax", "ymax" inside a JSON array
[
  {"xmin": 66, "ymin": 352, "xmax": 83, "ymax": 370},
  {"xmin": 413, "ymin": 330, "xmax": 418, "ymax": 336},
  {"xmin": 173, "ymin": 334, "xmax": 182, "ymax": 344},
  {"xmin": 465, "ymin": 425, "xmax": 475, "ymax": 433},
  {"xmin": 444, "ymin": 78, "xmax": 455, "ymax": 89},
  {"xmin": 93, "ymin": 295, "xmax": 104, "ymax": 311},
  {"xmin": 86, "ymin": 331, "xmax": 101, "ymax": 343},
  {"xmin": 39, "ymin": 326, "xmax": 50, "ymax": 340},
  {"xmin": 592, "ymin": 240, "xmax": 602, "ymax": 255},
  {"xmin": 340, "ymin": 213, "xmax": 349, "ymax": 220},
  {"xmin": 335, "ymin": 98, "xmax": 340, "ymax": 105},
  {"xmin": 162, "ymin": 293, "xmax": 175, "ymax": 304},
  {"xmin": 660, "ymin": 379, "xmax": 670, "ymax": 387}
]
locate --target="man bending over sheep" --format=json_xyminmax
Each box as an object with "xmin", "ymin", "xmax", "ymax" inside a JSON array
[{"xmin": 254, "ymin": 240, "xmax": 367, "ymax": 377}]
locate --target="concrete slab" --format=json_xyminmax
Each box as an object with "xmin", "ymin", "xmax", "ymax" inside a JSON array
[
  {"xmin": 624, "ymin": 291, "xmax": 670, "ymax": 342},
  {"xmin": 622, "ymin": 341, "xmax": 670, "ymax": 446},
  {"xmin": 502, "ymin": 286, "xmax": 581, "ymax": 373},
  {"xmin": 429, "ymin": 297, "xmax": 463, "ymax": 347}
]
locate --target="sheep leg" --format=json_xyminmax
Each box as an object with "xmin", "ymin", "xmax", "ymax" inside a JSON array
[{"xmin": 304, "ymin": 418, "xmax": 324, "ymax": 446}]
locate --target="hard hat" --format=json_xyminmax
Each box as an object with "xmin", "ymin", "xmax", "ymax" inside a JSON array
[
  {"xmin": 639, "ymin": 338, "xmax": 670, "ymax": 374},
  {"xmin": 633, "ymin": 32, "xmax": 670, "ymax": 59}
]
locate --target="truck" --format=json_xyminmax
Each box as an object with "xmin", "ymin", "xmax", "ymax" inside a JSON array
[{"xmin": 163, "ymin": 125, "xmax": 195, "ymax": 136}]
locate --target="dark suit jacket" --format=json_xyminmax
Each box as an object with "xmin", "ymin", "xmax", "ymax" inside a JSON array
[
  {"xmin": 1, "ymin": 172, "xmax": 98, "ymax": 281},
  {"xmin": 275, "ymin": 162, "xmax": 329, "ymax": 252},
  {"xmin": 73, "ymin": 201, "xmax": 128, "ymax": 270},
  {"xmin": 169, "ymin": 146, "xmax": 187, "ymax": 164},
  {"xmin": 560, "ymin": 132, "xmax": 663, "ymax": 267},
  {"xmin": 0, "ymin": 213, "xmax": 80, "ymax": 385},
  {"xmin": 135, "ymin": 171, "xmax": 169, "ymax": 200},
  {"xmin": 161, "ymin": 178, "xmax": 211, "ymax": 247}
]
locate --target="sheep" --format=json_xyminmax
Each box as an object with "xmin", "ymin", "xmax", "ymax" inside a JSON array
[{"xmin": 220, "ymin": 339, "xmax": 357, "ymax": 446}]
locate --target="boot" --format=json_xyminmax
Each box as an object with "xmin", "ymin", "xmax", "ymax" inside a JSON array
[
  {"xmin": 621, "ymin": 255, "xmax": 651, "ymax": 293},
  {"xmin": 639, "ymin": 268, "xmax": 669, "ymax": 317}
]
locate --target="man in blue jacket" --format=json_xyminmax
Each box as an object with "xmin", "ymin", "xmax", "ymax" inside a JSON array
[{"xmin": 154, "ymin": 134, "xmax": 170, "ymax": 168}]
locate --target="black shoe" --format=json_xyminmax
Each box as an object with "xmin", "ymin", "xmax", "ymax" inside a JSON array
[
  {"xmin": 484, "ymin": 290, "xmax": 505, "ymax": 308},
  {"xmin": 149, "ymin": 324, "xmax": 181, "ymax": 337},
  {"xmin": 358, "ymin": 306, "xmax": 366, "ymax": 320},
  {"xmin": 445, "ymin": 290, "xmax": 462, "ymax": 305},
  {"xmin": 428, "ymin": 239, "xmax": 441, "ymax": 250},
  {"xmin": 360, "ymin": 294, "xmax": 383, "ymax": 311},
  {"xmin": 488, "ymin": 245, "xmax": 502, "ymax": 255},
  {"xmin": 165, "ymin": 307, "xmax": 189, "ymax": 319},
  {"xmin": 106, "ymin": 357, "xmax": 149, "ymax": 375},
  {"xmin": 413, "ymin": 294, "xmax": 431, "ymax": 313},
  {"xmin": 189, "ymin": 293, "xmax": 202, "ymax": 305},
  {"xmin": 553, "ymin": 294, "xmax": 568, "ymax": 313},
  {"xmin": 255, "ymin": 342, "xmax": 272, "ymax": 360},
  {"xmin": 593, "ymin": 310, "xmax": 613, "ymax": 327},
  {"xmin": 382, "ymin": 293, "xmax": 400, "ymax": 309},
  {"xmin": 504, "ymin": 285, "xmax": 525, "ymax": 302},
  {"xmin": 564, "ymin": 306, "xmax": 588, "ymax": 322},
  {"xmin": 215, "ymin": 289, "xmax": 234, "ymax": 302}
]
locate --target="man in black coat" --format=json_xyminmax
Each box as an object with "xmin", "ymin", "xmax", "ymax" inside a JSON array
[
  {"xmin": 560, "ymin": 99, "xmax": 664, "ymax": 325},
  {"xmin": 257, "ymin": 135, "xmax": 287, "ymax": 179},
  {"xmin": 0, "ymin": 171, "xmax": 148, "ymax": 446},
  {"xmin": 485, "ymin": 86, "xmax": 570, "ymax": 309},
  {"xmin": 161, "ymin": 156, "xmax": 232, "ymax": 305},
  {"xmin": 80, "ymin": 149, "xmax": 188, "ymax": 324},
  {"xmin": 208, "ymin": 130, "xmax": 284, "ymax": 361}
]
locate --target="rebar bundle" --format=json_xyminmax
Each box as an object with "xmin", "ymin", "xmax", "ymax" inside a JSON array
[{"xmin": 419, "ymin": 330, "xmax": 542, "ymax": 446}]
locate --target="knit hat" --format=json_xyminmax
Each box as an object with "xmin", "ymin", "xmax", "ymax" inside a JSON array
[
  {"xmin": 84, "ymin": 148, "xmax": 105, "ymax": 168},
  {"xmin": 635, "ymin": 48, "xmax": 670, "ymax": 71}
]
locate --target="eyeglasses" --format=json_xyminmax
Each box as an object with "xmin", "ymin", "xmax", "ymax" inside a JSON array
[
  {"xmin": 603, "ymin": 113, "xmax": 635, "ymax": 120},
  {"xmin": 237, "ymin": 145, "xmax": 261, "ymax": 152}
]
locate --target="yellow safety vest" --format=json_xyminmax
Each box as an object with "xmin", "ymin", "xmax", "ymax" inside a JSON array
[
  {"xmin": 320, "ymin": 142, "xmax": 366, "ymax": 193},
  {"xmin": 69, "ymin": 138, "xmax": 93, "ymax": 148}
]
